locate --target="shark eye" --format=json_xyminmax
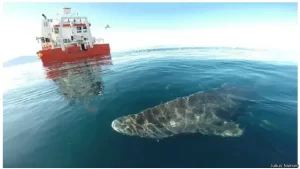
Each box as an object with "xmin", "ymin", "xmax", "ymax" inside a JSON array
[{"xmin": 170, "ymin": 120, "xmax": 176, "ymax": 127}]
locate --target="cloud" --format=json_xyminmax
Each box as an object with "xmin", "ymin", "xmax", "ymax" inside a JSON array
[
  {"xmin": 2, "ymin": 16, "xmax": 41, "ymax": 62},
  {"xmin": 98, "ymin": 25, "xmax": 299, "ymax": 52},
  {"xmin": 2, "ymin": 15, "xmax": 299, "ymax": 62}
]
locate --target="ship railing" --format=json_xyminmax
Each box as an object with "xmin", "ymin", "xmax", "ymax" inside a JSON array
[{"xmin": 95, "ymin": 38, "xmax": 104, "ymax": 44}]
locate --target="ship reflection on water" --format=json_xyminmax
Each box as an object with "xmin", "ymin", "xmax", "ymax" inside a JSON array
[{"xmin": 42, "ymin": 55, "xmax": 112, "ymax": 108}]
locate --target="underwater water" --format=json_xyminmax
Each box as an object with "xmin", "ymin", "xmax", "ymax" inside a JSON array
[{"xmin": 3, "ymin": 47, "xmax": 298, "ymax": 168}]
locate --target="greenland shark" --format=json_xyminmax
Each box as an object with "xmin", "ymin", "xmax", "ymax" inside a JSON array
[{"xmin": 111, "ymin": 84, "xmax": 255, "ymax": 140}]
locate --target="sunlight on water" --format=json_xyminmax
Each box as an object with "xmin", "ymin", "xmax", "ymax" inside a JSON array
[
  {"xmin": 3, "ymin": 62, "xmax": 47, "ymax": 93},
  {"xmin": 112, "ymin": 47, "xmax": 298, "ymax": 66}
]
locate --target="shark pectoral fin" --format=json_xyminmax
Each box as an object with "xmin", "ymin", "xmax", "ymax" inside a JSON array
[{"xmin": 222, "ymin": 121, "xmax": 244, "ymax": 137}]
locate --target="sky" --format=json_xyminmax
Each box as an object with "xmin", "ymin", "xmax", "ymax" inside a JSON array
[{"xmin": 2, "ymin": 2, "xmax": 299, "ymax": 62}]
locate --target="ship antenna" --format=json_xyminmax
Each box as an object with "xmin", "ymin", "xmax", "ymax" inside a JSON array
[{"xmin": 42, "ymin": 14, "xmax": 47, "ymax": 19}]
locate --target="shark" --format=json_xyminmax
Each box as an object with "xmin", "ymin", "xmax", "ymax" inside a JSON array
[{"xmin": 111, "ymin": 84, "xmax": 255, "ymax": 140}]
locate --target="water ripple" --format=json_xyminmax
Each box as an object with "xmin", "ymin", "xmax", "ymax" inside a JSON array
[{"xmin": 3, "ymin": 47, "xmax": 298, "ymax": 168}]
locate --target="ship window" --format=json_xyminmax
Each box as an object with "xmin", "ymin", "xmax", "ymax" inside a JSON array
[
  {"xmin": 63, "ymin": 39, "xmax": 71, "ymax": 43},
  {"xmin": 54, "ymin": 28, "xmax": 59, "ymax": 34},
  {"xmin": 83, "ymin": 26, "xmax": 87, "ymax": 33},
  {"xmin": 71, "ymin": 36, "xmax": 74, "ymax": 41},
  {"xmin": 45, "ymin": 38, "xmax": 50, "ymax": 42},
  {"xmin": 77, "ymin": 26, "xmax": 82, "ymax": 33},
  {"xmin": 41, "ymin": 37, "xmax": 45, "ymax": 43}
]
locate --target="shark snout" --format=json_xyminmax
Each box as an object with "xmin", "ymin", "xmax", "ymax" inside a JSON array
[
  {"xmin": 111, "ymin": 116, "xmax": 137, "ymax": 136},
  {"xmin": 111, "ymin": 119, "xmax": 122, "ymax": 133}
]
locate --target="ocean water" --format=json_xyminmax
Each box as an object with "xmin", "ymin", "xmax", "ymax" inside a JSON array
[{"xmin": 3, "ymin": 47, "xmax": 298, "ymax": 168}]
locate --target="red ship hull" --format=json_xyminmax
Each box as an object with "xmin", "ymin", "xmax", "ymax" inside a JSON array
[
  {"xmin": 37, "ymin": 43, "xmax": 110, "ymax": 65},
  {"xmin": 43, "ymin": 55, "xmax": 113, "ymax": 80}
]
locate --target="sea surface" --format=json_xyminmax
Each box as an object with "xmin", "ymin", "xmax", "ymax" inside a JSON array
[{"xmin": 3, "ymin": 47, "xmax": 298, "ymax": 168}]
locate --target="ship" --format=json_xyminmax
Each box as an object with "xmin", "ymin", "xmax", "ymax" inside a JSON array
[{"xmin": 36, "ymin": 7, "xmax": 110, "ymax": 65}]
